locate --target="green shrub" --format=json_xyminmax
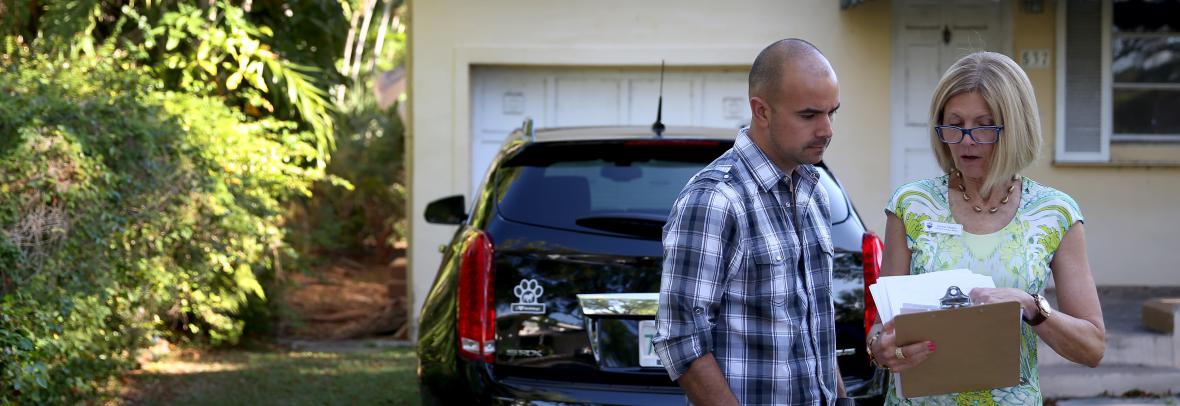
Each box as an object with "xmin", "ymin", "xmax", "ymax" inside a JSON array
[
  {"xmin": 289, "ymin": 89, "xmax": 406, "ymax": 261},
  {"xmin": 0, "ymin": 54, "xmax": 322, "ymax": 403}
]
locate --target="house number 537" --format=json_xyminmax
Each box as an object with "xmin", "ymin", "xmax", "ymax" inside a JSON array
[{"xmin": 1020, "ymin": 49, "xmax": 1050, "ymax": 70}]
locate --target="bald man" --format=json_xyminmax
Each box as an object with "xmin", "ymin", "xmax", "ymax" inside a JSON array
[{"xmin": 653, "ymin": 39, "xmax": 847, "ymax": 405}]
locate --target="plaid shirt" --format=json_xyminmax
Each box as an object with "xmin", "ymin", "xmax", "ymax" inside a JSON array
[{"xmin": 654, "ymin": 129, "xmax": 837, "ymax": 405}]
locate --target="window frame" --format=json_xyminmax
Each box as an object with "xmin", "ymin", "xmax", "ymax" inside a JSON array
[{"xmin": 1057, "ymin": 0, "xmax": 1180, "ymax": 163}]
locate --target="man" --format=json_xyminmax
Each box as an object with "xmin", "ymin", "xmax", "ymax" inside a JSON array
[{"xmin": 653, "ymin": 38, "xmax": 846, "ymax": 405}]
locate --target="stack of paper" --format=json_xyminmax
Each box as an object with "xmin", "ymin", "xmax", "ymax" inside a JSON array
[
  {"xmin": 868, "ymin": 269, "xmax": 995, "ymax": 324},
  {"xmin": 868, "ymin": 269, "xmax": 1012, "ymax": 399}
]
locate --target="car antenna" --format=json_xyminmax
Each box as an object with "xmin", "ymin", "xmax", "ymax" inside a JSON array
[{"xmin": 651, "ymin": 60, "xmax": 666, "ymax": 138}]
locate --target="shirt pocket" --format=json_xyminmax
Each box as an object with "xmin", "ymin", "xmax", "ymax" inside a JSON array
[
  {"xmin": 818, "ymin": 232, "xmax": 834, "ymax": 256},
  {"xmin": 742, "ymin": 239, "xmax": 792, "ymax": 313},
  {"xmin": 814, "ymin": 233, "xmax": 836, "ymax": 292}
]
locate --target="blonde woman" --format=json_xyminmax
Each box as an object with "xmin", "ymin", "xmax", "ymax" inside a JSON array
[{"xmin": 866, "ymin": 52, "xmax": 1105, "ymax": 404}]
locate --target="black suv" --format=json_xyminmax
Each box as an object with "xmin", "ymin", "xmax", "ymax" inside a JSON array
[{"xmin": 418, "ymin": 120, "xmax": 886, "ymax": 404}]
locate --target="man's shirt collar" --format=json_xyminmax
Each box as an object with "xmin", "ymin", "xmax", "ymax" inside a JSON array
[{"xmin": 734, "ymin": 127, "xmax": 819, "ymax": 192}]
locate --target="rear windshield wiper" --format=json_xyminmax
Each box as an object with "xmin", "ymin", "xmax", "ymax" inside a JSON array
[{"xmin": 574, "ymin": 213, "xmax": 666, "ymax": 240}]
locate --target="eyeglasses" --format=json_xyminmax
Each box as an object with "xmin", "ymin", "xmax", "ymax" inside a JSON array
[{"xmin": 934, "ymin": 125, "xmax": 1004, "ymax": 144}]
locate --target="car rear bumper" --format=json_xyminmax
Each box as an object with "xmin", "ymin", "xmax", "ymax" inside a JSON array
[
  {"xmin": 420, "ymin": 355, "xmax": 886, "ymax": 405},
  {"xmin": 490, "ymin": 377, "xmax": 685, "ymax": 405},
  {"xmin": 487, "ymin": 372, "xmax": 888, "ymax": 405}
]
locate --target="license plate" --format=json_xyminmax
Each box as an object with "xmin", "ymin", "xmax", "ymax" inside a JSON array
[{"xmin": 638, "ymin": 320, "xmax": 661, "ymax": 367}]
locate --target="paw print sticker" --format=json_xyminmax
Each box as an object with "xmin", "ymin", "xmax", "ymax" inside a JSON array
[
  {"xmin": 510, "ymin": 279, "xmax": 547, "ymax": 314},
  {"xmin": 514, "ymin": 279, "xmax": 544, "ymax": 303}
]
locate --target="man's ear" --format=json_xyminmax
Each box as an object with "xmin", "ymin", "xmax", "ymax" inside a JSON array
[{"xmin": 749, "ymin": 96, "xmax": 771, "ymax": 127}]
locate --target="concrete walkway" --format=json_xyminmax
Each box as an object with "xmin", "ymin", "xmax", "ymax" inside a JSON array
[{"xmin": 1042, "ymin": 286, "xmax": 1180, "ymax": 400}]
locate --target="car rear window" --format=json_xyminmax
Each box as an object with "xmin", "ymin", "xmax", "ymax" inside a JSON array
[{"xmin": 493, "ymin": 140, "xmax": 732, "ymax": 239}]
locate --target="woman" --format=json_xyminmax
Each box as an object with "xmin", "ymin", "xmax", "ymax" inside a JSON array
[{"xmin": 866, "ymin": 51, "xmax": 1105, "ymax": 404}]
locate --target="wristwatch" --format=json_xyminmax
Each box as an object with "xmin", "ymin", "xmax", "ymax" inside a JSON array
[{"xmin": 1026, "ymin": 292, "xmax": 1053, "ymax": 326}]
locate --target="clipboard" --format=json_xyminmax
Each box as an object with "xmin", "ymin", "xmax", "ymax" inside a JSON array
[{"xmin": 893, "ymin": 286, "xmax": 1023, "ymax": 398}]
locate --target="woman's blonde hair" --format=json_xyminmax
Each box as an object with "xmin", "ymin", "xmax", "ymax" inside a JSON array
[{"xmin": 929, "ymin": 51, "xmax": 1041, "ymax": 196}]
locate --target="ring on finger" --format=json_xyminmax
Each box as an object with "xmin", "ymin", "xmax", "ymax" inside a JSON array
[{"xmin": 894, "ymin": 347, "xmax": 906, "ymax": 360}]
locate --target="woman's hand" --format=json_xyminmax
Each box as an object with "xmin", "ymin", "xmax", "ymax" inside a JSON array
[
  {"xmin": 969, "ymin": 287, "xmax": 1036, "ymax": 321},
  {"xmin": 869, "ymin": 321, "xmax": 936, "ymax": 372}
]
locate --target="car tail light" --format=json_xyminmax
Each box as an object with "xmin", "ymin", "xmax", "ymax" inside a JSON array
[
  {"xmin": 862, "ymin": 232, "xmax": 884, "ymax": 336},
  {"xmin": 457, "ymin": 231, "xmax": 495, "ymax": 362}
]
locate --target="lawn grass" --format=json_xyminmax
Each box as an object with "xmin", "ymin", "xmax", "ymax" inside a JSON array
[{"xmin": 119, "ymin": 343, "xmax": 419, "ymax": 405}]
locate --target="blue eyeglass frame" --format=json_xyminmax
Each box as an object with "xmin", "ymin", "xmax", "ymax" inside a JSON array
[{"xmin": 934, "ymin": 125, "xmax": 1004, "ymax": 144}]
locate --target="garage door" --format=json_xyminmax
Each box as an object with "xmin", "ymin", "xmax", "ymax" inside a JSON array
[{"xmin": 470, "ymin": 66, "xmax": 751, "ymax": 194}]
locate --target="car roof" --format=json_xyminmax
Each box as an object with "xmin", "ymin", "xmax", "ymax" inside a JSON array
[
  {"xmin": 506, "ymin": 124, "xmax": 831, "ymax": 172},
  {"xmin": 526, "ymin": 126, "xmax": 739, "ymax": 143}
]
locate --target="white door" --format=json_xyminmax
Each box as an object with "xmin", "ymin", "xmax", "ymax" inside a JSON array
[
  {"xmin": 890, "ymin": 0, "xmax": 1010, "ymax": 189},
  {"xmin": 470, "ymin": 67, "xmax": 750, "ymax": 196}
]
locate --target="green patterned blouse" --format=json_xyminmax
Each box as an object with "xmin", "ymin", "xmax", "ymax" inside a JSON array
[{"xmin": 883, "ymin": 174, "xmax": 1084, "ymax": 405}]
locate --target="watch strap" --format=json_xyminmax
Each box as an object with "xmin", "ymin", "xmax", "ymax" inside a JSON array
[{"xmin": 1026, "ymin": 293, "xmax": 1049, "ymax": 326}]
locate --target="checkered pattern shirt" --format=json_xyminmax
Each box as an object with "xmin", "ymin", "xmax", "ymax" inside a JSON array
[{"xmin": 653, "ymin": 128, "xmax": 838, "ymax": 405}]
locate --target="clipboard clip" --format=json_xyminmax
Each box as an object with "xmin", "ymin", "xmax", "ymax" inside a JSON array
[{"xmin": 939, "ymin": 286, "xmax": 972, "ymax": 309}]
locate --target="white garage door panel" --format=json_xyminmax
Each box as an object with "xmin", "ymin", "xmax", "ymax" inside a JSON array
[
  {"xmin": 555, "ymin": 78, "xmax": 623, "ymax": 126},
  {"xmin": 471, "ymin": 67, "xmax": 750, "ymax": 196},
  {"xmin": 471, "ymin": 134, "xmax": 507, "ymax": 187},
  {"xmin": 474, "ymin": 74, "xmax": 548, "ymax": 132},
  {"xmin": 702, "ymin": 79, "xmax": 751, "ymax": 129},
  {"xmin": 627, "ymin": 79, "xmax": 694, "ymax": 126}
]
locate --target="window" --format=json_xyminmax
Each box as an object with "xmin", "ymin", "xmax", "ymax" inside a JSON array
[
  {"xmin": 1058, "ymin": 0, "xmax": 1180, "ymax": 163},
  {"xmin": 1111, "ymin": 0, "xmax": 1180, "ymax": 141}
]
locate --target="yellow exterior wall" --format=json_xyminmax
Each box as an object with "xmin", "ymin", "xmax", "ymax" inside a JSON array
[
  {"xmin": 407, "ymin": 0, "xmax": 894, "ymax": 335},
  {"xmin": 1015, "ymin": 0, "xmax": 1180, "ymax": 286}
]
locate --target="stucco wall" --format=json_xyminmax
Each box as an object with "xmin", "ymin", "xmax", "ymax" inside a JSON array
[
  {"xmin": 1015, "ymin": 1, "xmax": 1180, "ymax": 287},
  {"xmin": 407, "ymin": 0, "xmax": 894, "ymax": 337}
]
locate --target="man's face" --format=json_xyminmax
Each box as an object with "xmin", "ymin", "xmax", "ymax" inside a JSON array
[{"xmin": 751, "ymin": 68, "xmax": 840, "ymax": 173}]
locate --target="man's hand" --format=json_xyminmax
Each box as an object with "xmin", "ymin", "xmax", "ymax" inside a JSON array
[{"xmin": 677, "ymin": 352, "xmax": 739, "ymax": 406}]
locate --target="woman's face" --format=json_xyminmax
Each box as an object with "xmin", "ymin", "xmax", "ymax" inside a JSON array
[{"xmin": 941, "ymin": 92, "xmax": 996, "ymax": 180}]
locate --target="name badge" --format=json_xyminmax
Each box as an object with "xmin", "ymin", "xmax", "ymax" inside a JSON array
[{"xmin": 923, "ymin": 220, "xmax": 963, "ymax": 236}]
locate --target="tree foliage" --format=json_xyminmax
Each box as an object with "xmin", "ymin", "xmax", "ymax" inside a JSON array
[
  {"xmin": 0, "ymin": 53, "xmax": 323, "ymax": 403},
  {"xmin": 0, "ymin": 0, "xmax": 408, "ymax": 402},
  {"xmin": 288, "ymin": 0, "xmax": 409, "ymax": 260},
  {"xmin": 2, "ymin": 0, "xmax": 347, "ymax": 166}
]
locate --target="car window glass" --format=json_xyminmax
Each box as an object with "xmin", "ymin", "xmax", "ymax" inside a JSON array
[
  {"xmin": 544, "ymin": 161, "xmax": 697, "ymax": 214},
  {"xmin": 817, "ymin": 167, "xmax": 864, "ymax": 251},
  {"xmin": 494, "ymin": 141, "xmax": 729, "ymax": 238},
  {"xmin": 492, "ymin": 141, "xmax": 867, "ymax": 246},
  {"xmin": 817, "ymin": 168, "xmax": 850, "ymax": 224}
]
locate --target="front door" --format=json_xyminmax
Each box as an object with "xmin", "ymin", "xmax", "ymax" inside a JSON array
[{"xmin": 890, "ymin": 0, "xmax": 1010, "ymax": 189}]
